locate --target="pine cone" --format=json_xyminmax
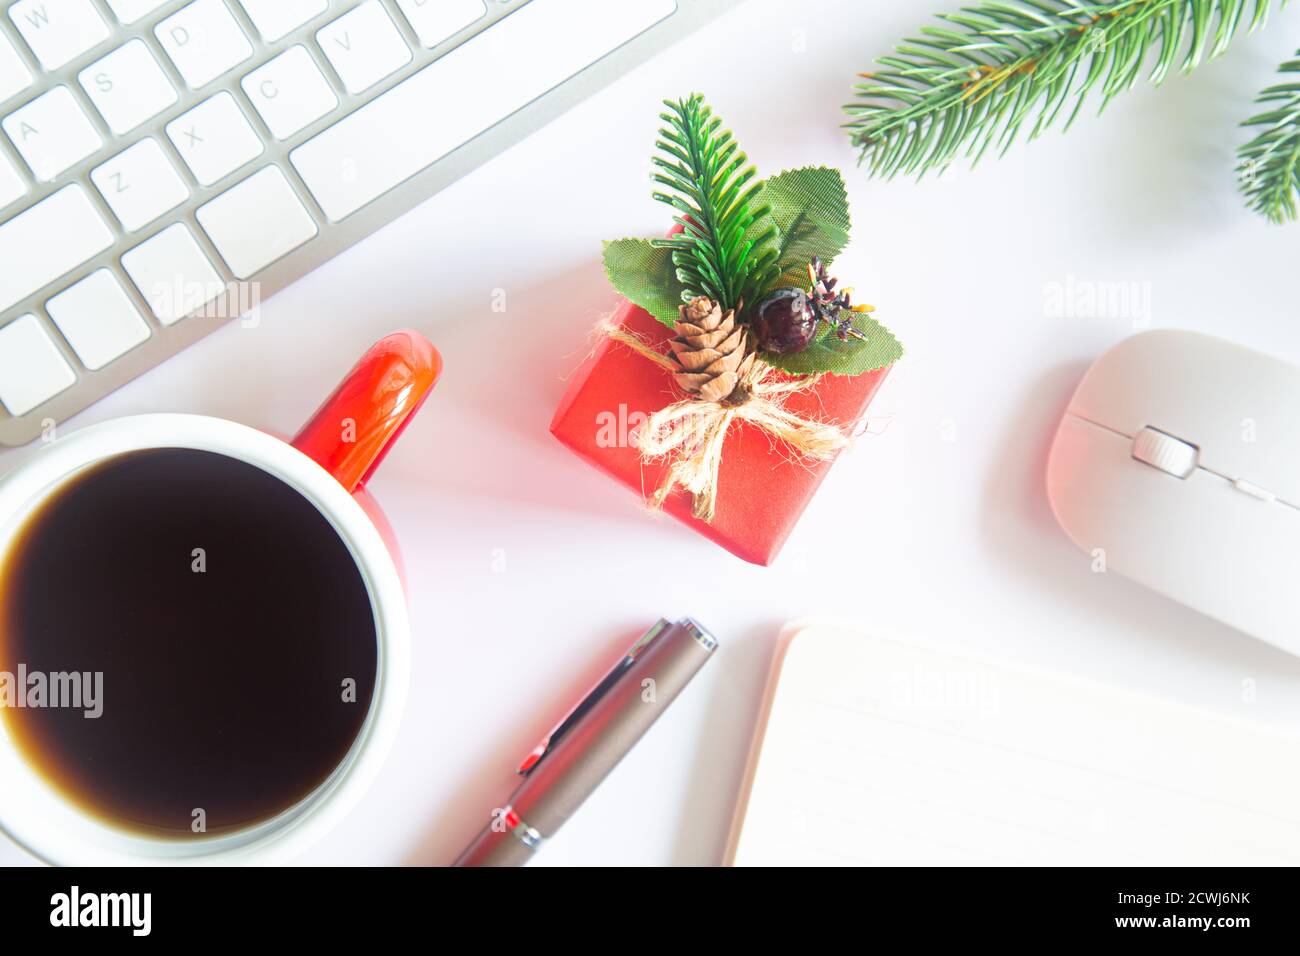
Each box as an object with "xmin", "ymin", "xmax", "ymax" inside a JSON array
[{"xmin": 667, "ymin": 297, "xmax": 755, "ymax": 404}]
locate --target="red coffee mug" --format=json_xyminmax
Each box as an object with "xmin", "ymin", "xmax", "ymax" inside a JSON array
[{"xmin": 0, "ymin": 331, "xmax": 441, "ymax": 865}]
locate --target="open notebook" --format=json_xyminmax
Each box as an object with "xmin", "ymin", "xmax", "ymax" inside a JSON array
[{"xmin": 726, "ymin": 624, "xmax": 1300, "ymax": 866}]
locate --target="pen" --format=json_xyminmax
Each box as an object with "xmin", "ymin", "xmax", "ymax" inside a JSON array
[{"xmin": 453, "ymin": 617, "xmax": 718, "ymax": 866}]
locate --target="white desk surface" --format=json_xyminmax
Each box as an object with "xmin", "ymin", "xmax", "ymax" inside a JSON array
[{"xmin": 5, "ymin": 0, "xmax": 1300, "ymax": 866}]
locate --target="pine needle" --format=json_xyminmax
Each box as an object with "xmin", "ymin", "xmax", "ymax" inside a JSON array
[
  {"xmin": 650, "ymin": 95, "xmax": 780, "ymax": 314},
  {"xmin": 1238, "ymin": 48, "xmax": 1300, "ymax": 223},
  {"xmin": 846, "ymin": 0, "xmax": 1282, "ymax": 180}
]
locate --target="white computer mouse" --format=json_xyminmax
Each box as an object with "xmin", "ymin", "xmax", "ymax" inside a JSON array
[{"xmin": 1047, "ymin": 329, "xmax": 1300, "ymax": 655}]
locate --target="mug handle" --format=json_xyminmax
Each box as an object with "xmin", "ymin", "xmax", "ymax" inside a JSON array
[{"xmin": 292, "ymin": 330, "xmax": 442, "ymax": 494}]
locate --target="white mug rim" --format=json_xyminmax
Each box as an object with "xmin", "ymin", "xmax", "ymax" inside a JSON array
[{"xmin": 0, "ymin": 414, "xmax": 410, "ymax": 866}]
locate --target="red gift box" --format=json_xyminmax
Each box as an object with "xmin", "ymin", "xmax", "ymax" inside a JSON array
[{"xmin": 550, "ymin": 298, "xmax": 890, "ymax": 565}]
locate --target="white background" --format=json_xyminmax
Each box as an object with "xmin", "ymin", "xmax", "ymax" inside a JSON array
[{"xmin": 5, "ymin": 0, "xmax": 1300, "ymax": 866}]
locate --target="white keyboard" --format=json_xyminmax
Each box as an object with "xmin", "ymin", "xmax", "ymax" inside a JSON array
[{"xmin": 0, "ymin": 0, "xmax": 734, "ymax": 446}]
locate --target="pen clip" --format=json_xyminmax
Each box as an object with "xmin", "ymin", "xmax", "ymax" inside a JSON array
[{"xmin": 516, "ymin": 618, "xmax": 674, "ymax": 775}]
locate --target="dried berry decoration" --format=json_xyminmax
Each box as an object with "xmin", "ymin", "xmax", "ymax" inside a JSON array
[
  {"xmin": 667, "ymin": 296, "xmax": 755, "ymax": 404},
  {"xmin": 752, "ymin": 257, "xmax": 877, "ymax": 356},
  {"xmin": 752, "ymin": 287, "xmax": 819, "ymax": 354}
]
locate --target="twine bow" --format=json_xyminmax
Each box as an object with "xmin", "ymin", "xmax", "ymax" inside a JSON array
[{"xmin": 602, "ymin": 322, "xmax": 849, "ymax": 523}]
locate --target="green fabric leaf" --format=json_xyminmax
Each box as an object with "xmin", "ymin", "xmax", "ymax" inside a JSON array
[
  {"xmin": 764, "ymin": 314, "xmax": 903, "ymax": 376},
  {"xmin": 758, "ymin": 167, "xmax": 852, "ymax": 288},
  {"xmin": 602, "ymin": 238, "xmax": 685, "ymax": 328}
]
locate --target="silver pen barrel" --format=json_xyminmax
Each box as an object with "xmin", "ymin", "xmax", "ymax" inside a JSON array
[{"xmin": 454, "ymin": 618, "xmax": 717, "ymax": 866}]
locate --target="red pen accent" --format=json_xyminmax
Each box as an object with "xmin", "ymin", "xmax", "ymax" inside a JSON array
[
  {"xmin": 516, "ymin": 751, "xmax": 545, "ymax": 775},
  {"xmin": 513, "ymin": 620, "xmax": 672, "ymax": 775}
]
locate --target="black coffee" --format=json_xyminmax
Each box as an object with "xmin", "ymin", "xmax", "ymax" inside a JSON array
[{"xmin": 0, "ymin": 448, "xmax": 377, "ymax": 838}]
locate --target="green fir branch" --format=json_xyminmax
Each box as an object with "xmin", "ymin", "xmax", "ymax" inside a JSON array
[
  {"xmin": 650, "ymin": 95, "xmax": 781, "ymax": 314},
  {"xmin": 1238, "ymin": 48, "xmax": 1300, "ymax": 222},
  {"xmin": 846, "ymin": 0, "xmax": 1280, "ymax": 180}
]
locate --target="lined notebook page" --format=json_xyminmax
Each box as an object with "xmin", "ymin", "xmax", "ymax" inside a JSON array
[{"xmin": 727, "ymin": 625, "xmax": 1300, "ymax": 866}]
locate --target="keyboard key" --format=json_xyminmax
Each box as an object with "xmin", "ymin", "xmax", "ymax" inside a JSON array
[
  {"xmin": 105, "ymin": 0, "xmax": 171, "ymax": 25},
  {"xmin": 166, "ymin": 91, "xmax": 262, "ymax": 185},
  {"xmin": 293, "ymin": 0, "xmax": 677, "ymax": 220},
  {"xmin": 0, "ymin": 315, "xmax": 76, "ymax": 416},
  {"xmin": 155, "ymin": 0, "xmax": 253, "ymax": 89},
  {"xmin": 3, "ymin": 85, "xmax": 103, "ymax": 180},
  {"xmin": 0, "ymin": 151, "xmax": 25, "ymax": 209},
  {"xmin": 92, "ymin": 137, "xmax": 188, "ymax": 231},
  {"xmin": 0, "ymin": 185, "xmax": 114, "ymax": 312},
  {"xmin": 0, "ymin": 32, "xmax": 33, "ymax": 104},
  {"xmin": 396, "ymin": 0, "xmax": 486, "ymax": 48},
  {"xmin": 197, "ymin": 166, "xmax": 317, "ymax": 278},
  {"xmin": 79, "ymin": 39, "xmax": 178, "ymax": 135},
  {"xmin": 47, "ymin": 269, "xmax": 151, "ymax": 370},
  {"xmin": 239, "ymin": 0, "xmax": 328, "ymax": 43},
  {"xmin": 316, "ymin": 1, "xmax": 411, "ymax": 95},
  {"xmin": 241, "ymin": 45, "xmax": 337, "ymax": 140},
  {"xmin": 122, "ymin": 223, "xmax": 224, "ymax": 325},
  {"xmin": 8, "ymin": 0, "xmax": 110, "ymax": 71}
]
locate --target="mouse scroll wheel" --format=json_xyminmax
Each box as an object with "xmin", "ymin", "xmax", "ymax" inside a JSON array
[{"xmin": 1131, "ymin": 427, "xmax": 1199, "ymax": 479}]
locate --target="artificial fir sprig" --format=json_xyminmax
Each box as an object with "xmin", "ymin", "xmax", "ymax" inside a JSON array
[
  {"xmin": 1238, "ymin": 48, "xmax": 1300, "ymax": 223},
  {"xmin": 846, "ymin": 0, "xmax": 1280, "ymax": 180},
  {"xmin": 650, "ymin": 95, "xmax": 781, "ymax": 314}
]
